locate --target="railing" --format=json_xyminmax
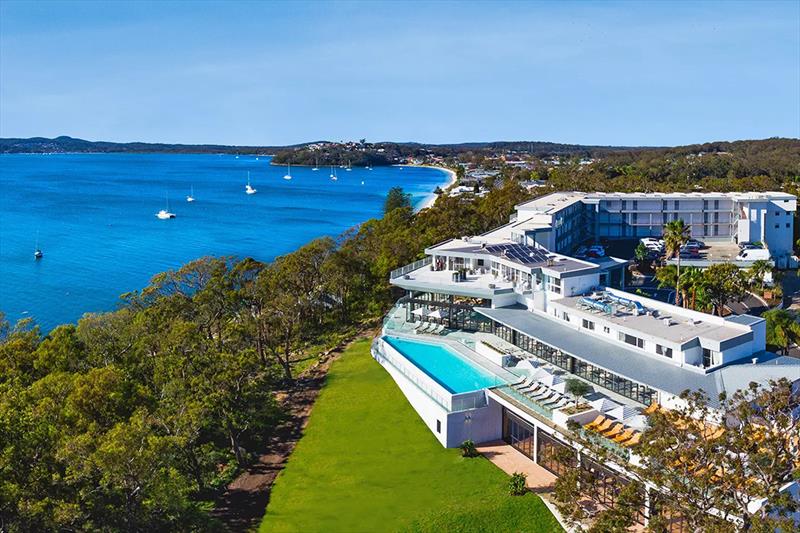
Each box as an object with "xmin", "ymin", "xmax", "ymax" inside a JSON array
[
  {"xmin": 452, "ymin": 390, "xmax": 488, "ymax": 411},
  {"xmin": 491, "ymin": 385, "xmax": 554, "ymax": 420},
  {"xmin": 371, "ymin": 338, "xmax": 451, "ymax": 410},
  {"xmin": 390, "ymin": 256, "xmax": 432, "ymax": 279}
]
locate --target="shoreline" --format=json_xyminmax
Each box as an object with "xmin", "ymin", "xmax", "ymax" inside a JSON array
[{"xmin": 414, "ymin": 165, "xmax": 457, "ymax": 210}]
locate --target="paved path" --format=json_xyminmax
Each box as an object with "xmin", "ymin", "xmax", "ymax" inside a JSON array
[{"xmin": 476, "ymin": 440, "xmax": 556, "ymax": 493}]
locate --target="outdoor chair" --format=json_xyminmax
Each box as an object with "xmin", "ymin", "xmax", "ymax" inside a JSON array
[
  {"xmin": 593, "ymin": 418, "xmax": 614, "ymax": 433},
  {"xmin": 602, "ymin": 423, "xmax": 624, "ymax": 439},
  {"xmin": 622, "ymin": 433, "xmax": 641, "ymax": 447},
  {"xmin": 613, "ymin": 428, "xmax": 637, "ymax": 443},
  {"xmin": 584, "ymin": 415, "xmax": 606, "ymax": 430}
]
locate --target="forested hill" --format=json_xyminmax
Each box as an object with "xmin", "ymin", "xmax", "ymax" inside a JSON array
[
  {"xmin": 0, "ymin": 136, "xmax": 288, "ymax": 154},
  {"xmin": 0, "ymin": 136, "xmax": 642, "ymax": 157}
]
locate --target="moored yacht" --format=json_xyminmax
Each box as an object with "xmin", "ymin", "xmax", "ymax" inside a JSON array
[
  {"xmin": 156, "ymin": 194, "xmax": 176, "ymax": 219},
  {"xmin": 312, "ymin": 158, "xmax": 319, "ymax": 171},
  {"xmin": 34, "ymin": 232, "xmax": 43, "ymax": 259},
  {"xmin": 245, "ymin": 172, "xmax": 257, "ymax": 194},
  {"xmin": 283, "ymin": 163, "xmax": 292, "ymax": 180},
  {"xmin": 330, "ymin": 165, "xmax": 337, "ymax": 181}
]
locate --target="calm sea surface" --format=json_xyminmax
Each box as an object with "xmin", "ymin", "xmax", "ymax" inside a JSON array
[{"xmin": 0, "ymin": 153, "xmax": 449, "ymax": 331}]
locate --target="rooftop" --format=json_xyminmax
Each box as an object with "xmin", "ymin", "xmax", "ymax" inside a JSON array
[
  {"xmin": 515, "ymin": 192, "xmax": 587, "ymax": 214},
  {"xmin": 426, "ymin": 240, "xmax": 598, "ymax": 276},
  {"xmin": 555, "ymin": 293, "xmax": 751, "ymax": 345},
  {"xmin": 475, "ymin": 306, "xmax": 800, "ymax": 405}
]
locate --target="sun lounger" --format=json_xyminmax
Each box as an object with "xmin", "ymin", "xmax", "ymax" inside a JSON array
[
  {"xmin": 622, "ymin": 432, "xmax": 641, "ymax": 447},
  {"xmin": 584, "ymin": 415, "xmax": 606, "ymax": 430},
  {"xmin": 643, "ymin": 402, "xmax": 660, "ymax": 415},
  {"xmin": 613, "ymin": 428, "xmax": 637, "ymax": 443},
  {"xmin": 542, "ymin": 394, "xmax": 565, "ymax": 407},
  {"xmin": 602, "ymin": 423, "xmax": 624, "ymax": 439},
  {"xmin": 593, "ymin": 418, "xmax": 614, "ymax": 433}
]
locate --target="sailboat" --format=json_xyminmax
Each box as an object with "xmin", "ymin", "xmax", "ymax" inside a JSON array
[
  {"xmin": 156, "ymin": 193, "xmax": 176, "ymax": 219},
  {"xmin": 245, "ymin": 172, "xmax": 257, "ymax": 194},
  {"xmin": 312, "ymin": 158, "xmax": 319, "ymax": 171},
  {"xmin": 186, "ymin": 185, "xmax": 195, "ymax": 202},
  {"xmin": 34, "ymin": 232, "xmax": 43, "ymax": 259},
  {"xmin": 330, "ymin": 165, "xmax": 338, "ymax": 181},
  {"xmin": 345, "ymin": 160, "xmax": 352, "ymax": 171},
  {"xmin": 283, "ymin": 163, "xmax": 292, "ymax": 181}
]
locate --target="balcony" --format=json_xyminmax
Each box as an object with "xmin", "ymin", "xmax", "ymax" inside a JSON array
[{"xmin": 390, "ymin": 265, "xmax": 517, "ymax": 298}]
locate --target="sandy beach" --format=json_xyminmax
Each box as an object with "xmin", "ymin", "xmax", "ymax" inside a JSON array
[{"xmin": 416, "ymin": 165, "xmax": 457, "ymax": 210}]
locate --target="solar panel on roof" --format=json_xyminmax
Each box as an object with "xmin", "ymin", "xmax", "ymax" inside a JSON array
[{"xmin": 484, "ymin": 243, "xmax": 550, "ymax": 266}]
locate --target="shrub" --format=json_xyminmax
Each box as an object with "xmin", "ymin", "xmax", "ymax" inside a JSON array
[
  {"xmin": 508, "ymin": 472, "xmax": 527, "ymax": 496},
  {"xmin": 459, "ymin": 439, "xmax": 478, "ymax": 458}
]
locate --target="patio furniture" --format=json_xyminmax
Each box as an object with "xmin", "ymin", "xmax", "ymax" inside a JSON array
[
  {"xmin": 585, "ymin": 415, "xmax": 607, "ymax": 430},
  {"xmin": 613, "ymin": 428, "xmax": 637, "ymax": 443},
  {"xmin": 592, "ymin": 418, "xmax": 614, "ymax": 433},
  {"xmin": 622, "ymin": 432, "xmax": 641, "ymax": 447},
  {"xmin": 602, "ymin": 423, "xmax": 624, "ymax": 439}
]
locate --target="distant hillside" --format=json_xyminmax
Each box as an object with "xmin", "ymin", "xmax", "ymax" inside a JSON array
[
  {"xmin": 0, "ymin": 136, "xmax": 286, "ymax": 155},
  {"xmin": 0, "ymin": 136, "xmax": 643, "ymax": 159}
]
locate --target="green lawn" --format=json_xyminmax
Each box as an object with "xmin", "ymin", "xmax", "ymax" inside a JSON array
[{"xmin": 260, "ymin": 338, "xmax": 561, "ymax": 533}]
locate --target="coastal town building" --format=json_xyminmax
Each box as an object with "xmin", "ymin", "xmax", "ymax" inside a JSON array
[
  {"xmin": 373, "ymin": 191, "xmax": 800, "ymax": 529},
  {"xmin": 510, "ymin": 191, "xmax": 796, "ymax": 260}
]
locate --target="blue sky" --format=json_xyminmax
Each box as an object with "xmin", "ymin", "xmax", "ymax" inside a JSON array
[{"xmin": 1, "ymin": 1, "xmax": 798, "ymax": 146}]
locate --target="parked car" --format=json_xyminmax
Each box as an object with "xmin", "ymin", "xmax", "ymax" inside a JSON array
[
  {"xmin": 738, "ymin": 241, "xmax": 763, "ymax": 250},
  {"xmin": 588, "ymin": 245, "xmax": 606, "ymax": 258},
  {"xmin": 574, "ymin": 245, "xmax": 588, "ymax": 259},
  {"xmin": 686, "ymin": 239, "xmax": 705, "ymax": 248},
  {"xmin": 736, "ymin": 248, "xmax": 771, "ymax": 261}
]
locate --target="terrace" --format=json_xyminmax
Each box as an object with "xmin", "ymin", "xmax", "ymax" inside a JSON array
[{"xmin": 391, "ymin": 264, "xmax": 516, "ymax": 298}]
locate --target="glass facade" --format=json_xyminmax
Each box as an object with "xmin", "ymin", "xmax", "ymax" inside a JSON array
[
  {"xmin": 496, "ymin": 324, "xmax": 657, "ymax": 406},
  {"xmin": 502, "ymin": 409, "xmax": 535, "ymax": 459}
]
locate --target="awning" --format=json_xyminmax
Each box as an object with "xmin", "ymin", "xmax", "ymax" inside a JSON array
[{"xmin": 411, "ymin": 307, "xmax": 429, "ymax": 316}]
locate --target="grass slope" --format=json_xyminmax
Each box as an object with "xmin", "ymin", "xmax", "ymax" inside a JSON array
[{"xmin": 260, "ymin": 338, "xmax": 561, "ymax": 533}]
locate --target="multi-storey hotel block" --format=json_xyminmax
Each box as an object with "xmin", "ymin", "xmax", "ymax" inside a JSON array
[
  {"xmin": 372, "ymin": 191, "xmax": 799, "ymax": 529},
  {"xmin": 511, "ymin": 191, "xmax": 796, "ymax": 260}
]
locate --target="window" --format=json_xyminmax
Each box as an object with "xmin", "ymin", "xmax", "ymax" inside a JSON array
[
  {"xmin": 603, "ymin": 326, "xmax": 610, "ymax": 334},
  {"xmin": 702, "ymin": 348, "xmax": 719, "ymax": 367},
  {"xmin": 620, "ymin": 332, "xmax": 644, "ymax": 348},
  {"xmin": 775, "ymin": 224, "xmax": 779, "ymax": 229},
  {"xmin": 787, "ymin": 223, "xmax": 791, "ymax": 228},
  {"xmin": 656, "ymin": 344, "xmax": 673, "ymax": 359},
  {"xmin": 775, "ymin": 211, "xmax": 780, "ymax": 216},
  {"xmin": 674, "ymin": 200, "xmax": 680, "ymax": 210},
  {"xmin": 562, "ymin": 312, "xmax": 570, "ymax": 322},
  {"xmin": 436, "ymin": 420, "xmax": 441, "ymax": 433},
  {"xmin": 582, "ymin": 319, "xmax": 595, "ymax": 330}
]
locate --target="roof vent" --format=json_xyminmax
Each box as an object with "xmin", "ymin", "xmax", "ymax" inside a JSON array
[{"xmin": 662, "ymin": 318, "xmax": 673, "ymax": 326}]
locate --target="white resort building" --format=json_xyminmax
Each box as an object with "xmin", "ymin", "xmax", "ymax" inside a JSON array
[
  {"xmin": 511, "ymin": 191, "xmax": 796, "ymax": 264},
  {"xmin": 372, "ymin": 191, "xmax": 800, "ymax": 530}
]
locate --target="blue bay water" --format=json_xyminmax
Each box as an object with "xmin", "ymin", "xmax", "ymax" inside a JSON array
[{"xmin": 0, "ymin": 153, "xmax": 449, "ymax": 331}]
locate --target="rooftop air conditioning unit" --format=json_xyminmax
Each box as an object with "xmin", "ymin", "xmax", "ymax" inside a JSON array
[{"xmin": 662, "ymin": 318, "xmax": 673, "ymax": 326}]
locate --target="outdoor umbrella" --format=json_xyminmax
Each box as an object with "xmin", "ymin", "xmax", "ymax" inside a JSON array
[
  {"xmin": 589, "ymin": 397, "xmax": 622, "ymax": 413},
  {"xmin": 607, "ymin": 405, "xmax": 641, "ymax": 421},
  {"xmin": 428, "ymin": 309, "xmax": 448, "ymax": 319},
  {"xmin": 623, "ymin": 414, "xmax": 649, "ymax": 430},
  {"xmin": 411, "ymin": 307, "xmax": 428, "ymax": 316}
]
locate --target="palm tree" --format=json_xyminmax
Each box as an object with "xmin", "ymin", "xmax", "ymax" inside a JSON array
[
  {"xmin": 679, "ymin": 267, "xmax": 706, "ymax": 311},
  {"xmin": 655, "ymin": 264, "xmax": 678, "ymax": 295},
  {"xmin": 663, "ymin": 219, "xmax": 690, "ymax": 307},
  {"xmin": 747, "ymin": 259, "xmax": 772, "ymax": 293},
  {"xmin": 763, "ymin": 309, "xmax": 800, "ymax": 355}
]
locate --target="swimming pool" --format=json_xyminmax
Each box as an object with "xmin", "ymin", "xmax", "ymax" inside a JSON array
[{"xmin": 383, "ymin": 336, "xmax": 503, "ymax": 393}]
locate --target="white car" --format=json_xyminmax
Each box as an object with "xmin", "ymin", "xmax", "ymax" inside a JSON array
[{"xmin": 736, "ymin": 249, "xmax": 771, "ymax": 261}]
